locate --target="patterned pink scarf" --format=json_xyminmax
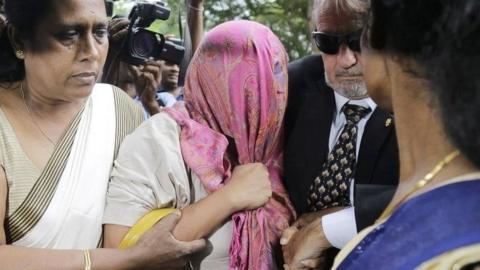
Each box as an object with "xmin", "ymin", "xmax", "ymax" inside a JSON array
[{"xmin": 164, "ymin": 20, "xmax": 296, "ymax": 269}]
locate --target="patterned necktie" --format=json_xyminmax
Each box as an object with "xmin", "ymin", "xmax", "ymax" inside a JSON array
[{"xmin": 307, "ymin": 104, "xmax": 372, "ymax": 211}]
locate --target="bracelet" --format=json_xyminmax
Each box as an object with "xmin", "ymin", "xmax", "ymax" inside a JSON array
[
  {"xmin": 83, "ymin": 249, "xmax": 92, "ymax": 270},
  {"xmin": 188, "ymin": 4, "xmax": 204, "ymax": 12}
]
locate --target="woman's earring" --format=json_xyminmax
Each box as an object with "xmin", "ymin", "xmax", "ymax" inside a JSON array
[{"xmin": 15, "ymin": 50, "xmax": 25, "ymax": 59}]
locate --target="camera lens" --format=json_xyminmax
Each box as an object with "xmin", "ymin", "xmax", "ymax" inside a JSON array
[{"xmin": 132, "ymin": 31, "xmax": 157, "ymax": 58}]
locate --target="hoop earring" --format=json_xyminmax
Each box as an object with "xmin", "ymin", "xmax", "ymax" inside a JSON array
[{"xmin": 15, "ymin": 50, "xmax": 25, "ymax": 59}]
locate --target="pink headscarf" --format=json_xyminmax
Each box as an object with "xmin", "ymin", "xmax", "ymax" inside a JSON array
[{"xmin": 164, "ymin": 20, "xmax": 296, "ymax": 270}]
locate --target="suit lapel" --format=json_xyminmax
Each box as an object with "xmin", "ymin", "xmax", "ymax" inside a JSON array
[
  {"xmin": 289, "ymin": 81, "xmax": 334, "ymax": 213},
  {"xmin": 306, "ymin": 80, "xmax": 335, "ymax": 174},
  {"xmin": 355, "ymin": 108, "xmax": 394, "ymax": 184}
]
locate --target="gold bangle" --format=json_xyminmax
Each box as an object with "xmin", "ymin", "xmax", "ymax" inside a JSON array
[
  {"xmin": 188, "ymin": 4, "xmax": 204, "ymax": 12},
  {"xmin": 83, "ymin": 249, "xmax": 92, "ymax": 270}
]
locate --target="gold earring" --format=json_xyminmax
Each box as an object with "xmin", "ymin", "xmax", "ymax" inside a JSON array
[{"xmin": 15, "ymin": 50, "xmax": 25, "ymax": 59}]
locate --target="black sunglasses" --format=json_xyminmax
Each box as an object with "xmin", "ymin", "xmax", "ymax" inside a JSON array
[{"xmin": 312, "ymin": 29, "xmax": 363, "ymax": 54}]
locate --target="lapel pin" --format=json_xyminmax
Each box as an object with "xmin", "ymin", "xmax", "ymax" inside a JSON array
[{"xmin": 385, "ymin": 118, "xmax": 392, "ymax": 127}]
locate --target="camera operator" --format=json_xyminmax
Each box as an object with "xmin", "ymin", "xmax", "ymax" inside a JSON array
[
  {"xmin": 156, "ymin": 63, "xmax": 181, "ymax": 106},
  {"xmin": 103, "ymin": 18, "xmax": 167, "ymax": 116},
  {"xmin": 154, "ymin": 36, "xmax": 183, "ymax": 106},
  {"xmin": 103, "ymin": 0, "xmax": 205, "ymax": 116}
]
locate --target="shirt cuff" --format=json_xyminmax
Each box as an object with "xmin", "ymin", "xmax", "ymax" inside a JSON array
[
  {"xmin": 322, "ymin": 207, "xmax": 358, "ymax": 248},
  {"xmin": 349, "ymin": 179, "xmax": 355, "ymax": 205}
]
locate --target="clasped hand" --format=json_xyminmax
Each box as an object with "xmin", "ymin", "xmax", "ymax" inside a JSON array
[{"xmin": 281, "ymin": 207, "xmax": 343, "ymax": 270}]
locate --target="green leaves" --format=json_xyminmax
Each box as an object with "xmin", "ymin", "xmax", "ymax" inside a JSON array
[
  {"xmin": 113, "ymin": 0, "xmax": 314, "ymax": 60},
  {"xmin": 204, "ymin": 0, "xmax": 313, "ymax": 60}
]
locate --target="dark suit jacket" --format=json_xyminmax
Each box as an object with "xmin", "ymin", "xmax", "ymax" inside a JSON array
[{"xmin": 284, "ymin": 54, "xmax": 399, "ymax": 230}]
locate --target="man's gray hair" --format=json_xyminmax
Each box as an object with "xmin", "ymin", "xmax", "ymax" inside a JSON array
[{"xmin": 314, "ymin": 0, "xmax": 369, "ymax": 17}]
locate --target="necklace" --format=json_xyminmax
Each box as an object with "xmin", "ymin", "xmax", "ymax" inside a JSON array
[
  {"xmin": 20, "ymin": 82, "xmax": 56, "ymax": 146},
  {"xmin": 377, "ymin": 149, "xmax": 460, "ymax": 221}
]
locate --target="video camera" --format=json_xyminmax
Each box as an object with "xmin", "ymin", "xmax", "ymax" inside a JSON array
[{"xmin": 120, "ymin": 1, "xmax": 185, "ymax": 66}]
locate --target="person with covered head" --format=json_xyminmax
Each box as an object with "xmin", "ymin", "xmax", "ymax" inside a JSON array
[
  {"xmin": 0, "ymin": 0, "xmax": 206, "ymax": 269},
  {"xmin": 103, "ymin": 20, "xmax": 296, "ymax": 269},
  {"xmin": 333, "ymin": 0, "xmax": 480, "ymax": 269}
]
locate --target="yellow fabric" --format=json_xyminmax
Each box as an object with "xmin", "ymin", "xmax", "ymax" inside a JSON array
[
  {"xmin": 416, "ymin": 244, "xmax": 480, "ymax": 270},
  {"xmin": 118, "ymin": 208, "xmax": 175, "ymax": 249}
]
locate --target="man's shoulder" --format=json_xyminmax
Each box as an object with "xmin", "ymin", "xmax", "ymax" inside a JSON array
[
  {"xmin": 288, "ymin": 54, "xmax": 326, "ymax": 80},
  {"xmin": 287, "ymin": 54, "xmax": 331, "ymax": 101},
  {"xmin": 284, "ymin": 55, "xmax": 334, "ymax": 140}
]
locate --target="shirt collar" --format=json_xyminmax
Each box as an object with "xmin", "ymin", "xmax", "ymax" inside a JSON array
[{"xmin": 333, "ymin": 90, "xmax": 377, "ymax": 118}]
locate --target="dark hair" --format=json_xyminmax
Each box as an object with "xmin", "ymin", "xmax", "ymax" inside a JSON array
[
  {"xmin": 0, "ymin": 0, "xmax": 52, "ymax": 83},
  {"xmin": 367, "ymin": 0, "xmax": 480, "ymax": 167}
]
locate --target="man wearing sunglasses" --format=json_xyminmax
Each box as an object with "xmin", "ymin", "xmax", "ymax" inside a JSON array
[{"xmin": 281, "ymin": 0, "xmax": 399, "ymax": 268}]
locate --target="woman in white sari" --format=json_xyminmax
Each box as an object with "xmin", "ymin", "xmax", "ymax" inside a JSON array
[{"xmin": 0, "ymin": 0, "xmax": 204, "ymax": 269}]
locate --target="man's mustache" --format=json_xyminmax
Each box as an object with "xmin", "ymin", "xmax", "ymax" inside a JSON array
[
  {"xmin": 335, "ymin": 66, "xmax": 363, "ymax": 77},
  {"xmin": 335, "ymin": 70, "xmax": 363, "ymax": 77}
]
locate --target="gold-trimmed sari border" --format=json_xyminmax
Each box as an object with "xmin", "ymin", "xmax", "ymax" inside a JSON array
[
  {"xmin": 416, "ymin": 244, "xmax": 480, "ymax": 270},
  {"xmin": 112, "ymin": 86, "xmax": 144, "ymax": 160},
  {"xmin": 6, "ymin": 105, "xmax": 86, "ymax": 243}
]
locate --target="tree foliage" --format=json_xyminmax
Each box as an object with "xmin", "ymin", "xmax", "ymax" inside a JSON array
[{"xmin": 203, "ymin": 0, "xmax": 314, "ymax": 60}]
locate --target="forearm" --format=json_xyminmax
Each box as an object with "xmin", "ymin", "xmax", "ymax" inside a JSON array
[
  {"xmin": 103, "ymin": 224, "xmax": 130, "ymax": 248},
  {"xmin": 0, "ymin": 245, "xmax": 139, "ymax": 270},
  {"xmin": 173, "ymin": 187, "xmax": 235, "ymax": 241},
  {"xmin": 172, "ymin": 162, "xmax": 271, "ymax": 241},
  {"xmin": 187, "ymin": 1, "xmax": 204, "ymax": 52}
]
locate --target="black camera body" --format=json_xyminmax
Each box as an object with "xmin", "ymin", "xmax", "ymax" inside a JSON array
[{"xmin": 120, "ymin": 1, "xmax": 185, "ymax": 66}]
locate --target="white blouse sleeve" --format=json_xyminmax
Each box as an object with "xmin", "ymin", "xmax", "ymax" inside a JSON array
[{"xmin": 103, "ymin": 113, "xmax": 191, "ymax": 227}]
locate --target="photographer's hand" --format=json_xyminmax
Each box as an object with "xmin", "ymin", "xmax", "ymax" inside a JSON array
[
  {"xmin": 130, "ymin": 60, "xmax": 164, "ymax": 116},
  {"xmin": 108, "ymin": 18, "xmax": 130, "ymax": 53},
  {"xmin": 103, "ymin": 18, "xmax": 130, "ymax": 82}
]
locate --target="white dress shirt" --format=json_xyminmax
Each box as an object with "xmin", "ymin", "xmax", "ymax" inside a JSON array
[{"xmin": 321, "ymin": 91, "xmax": 377, "ymax": 248}]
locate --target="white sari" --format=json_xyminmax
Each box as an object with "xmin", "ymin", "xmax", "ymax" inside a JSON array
[{"xmin": 5, "ymin": 84, "xmax": 142, "ymax": 248}]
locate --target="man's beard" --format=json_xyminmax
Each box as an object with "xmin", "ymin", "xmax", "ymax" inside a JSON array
[{"xmin": 325, "ymin": 73, "xmax": 368, "ymax": 99}]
